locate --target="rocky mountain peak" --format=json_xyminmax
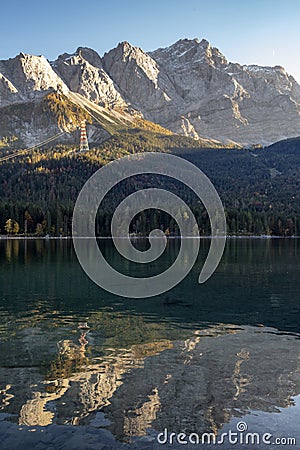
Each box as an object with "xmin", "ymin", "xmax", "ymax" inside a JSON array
[
  {"xmin": 75, "ymin": 47, "xmax": 102, "ymax": 68},
  {"xmin": 104, "ymin": 41, "xmax": 156, "ymax": 68},
  {"xmin": 54, "ymin": 47, "xmax": 102, "ymax": 68},
  {"xmin": 52, "ymin": 47, "xmax": 125, "ymax": 108},
  {"xmin": 103, "ymin": 41, "xmax": 160, "ymax": 92},
  {"xmin": 0, "ymin": 38, "xmax": 300, "ymax": 147},
  {"xmin": 149, "ymin": 37, "xmax": 227, "ymax": 69},
  {"xmin": 117, "ymin": 40, "xmax": 135, "ymax": 52},
  {"xmin": 0, "ymin": 52, "xmax": 68, "ymax": 105}
]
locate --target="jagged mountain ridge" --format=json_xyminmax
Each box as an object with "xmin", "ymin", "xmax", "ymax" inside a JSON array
[
  {"xmin": 0, "ymin": 51, "xmax": 138, "ymax": 147},
  {"xmin": 0, "ymin": 38, "xmax": 299, "ymax": 147},
  {"xmin": 52, "ymin": 47, "xmax": 125, "ymax": 108}
]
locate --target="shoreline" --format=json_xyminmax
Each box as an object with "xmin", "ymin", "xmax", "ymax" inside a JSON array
[{"xmin": 1, "ymin": 235, "xmax": 300, "ymax": 240}]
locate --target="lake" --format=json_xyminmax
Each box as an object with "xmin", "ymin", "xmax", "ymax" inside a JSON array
[{"xmin": 0, "ymin": 238, "xmax": 299, "ymax": 449}]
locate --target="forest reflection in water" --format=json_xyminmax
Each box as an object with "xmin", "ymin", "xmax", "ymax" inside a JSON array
[{"xmin": 0, "ymin": 238, "xmax": 300, "ymax": 448}]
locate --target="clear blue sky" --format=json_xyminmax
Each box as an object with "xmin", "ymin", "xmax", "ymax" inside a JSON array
[{"xmin": 2, "ymin": 0, "xmax": 300, "ymax": 82}]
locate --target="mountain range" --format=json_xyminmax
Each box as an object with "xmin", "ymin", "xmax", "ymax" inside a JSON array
[{"xmin": 0, "ymin": 38, "xmax": 300, "ymax": 147}]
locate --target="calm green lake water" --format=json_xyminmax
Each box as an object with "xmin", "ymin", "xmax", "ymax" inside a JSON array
[{"xmin": 0, "ymin": 238, "xmax": 299, "ymax": 449}]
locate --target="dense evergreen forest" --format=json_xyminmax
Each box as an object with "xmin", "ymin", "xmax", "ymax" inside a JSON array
[{"xmin": 0, "ymin": 130, "xmax": 300, "ymax": 237}]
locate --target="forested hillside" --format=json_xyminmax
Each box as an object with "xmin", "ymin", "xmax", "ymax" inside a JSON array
[{"xmin": 0, "ymin": 133, "xmax": 299, "ymax": 237}]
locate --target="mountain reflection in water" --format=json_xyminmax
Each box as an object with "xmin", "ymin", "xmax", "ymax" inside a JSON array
[
  {"xmin": 0, "ymin": 239, "xmax": 300, "ymax": 449},
  {"xmin": 1, "ymin": 323, "xmax": 300, "ymax": 447}
]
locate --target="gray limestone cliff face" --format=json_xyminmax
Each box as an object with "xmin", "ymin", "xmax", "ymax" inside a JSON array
[
  {"xmin": 0, "ymin": 53, "xmax": 69, "ymax": 106},
  {"xmin": 52, "ymin": 48, "xmax": 125, "ymax": 108},
  {"xmin": 0, "ymin": 39, "xmax": 300, "ymax": 146},
  {"xmin": 148, "ymin": 39, "xmax": 300, "ymax": 144},
  {"xmin": 102, "ymin": 41, "xmax": 181, "ymax": 120},
  {"xmin": 99, "ymin": 38, "xmax": 300, "ymax": 144}
]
